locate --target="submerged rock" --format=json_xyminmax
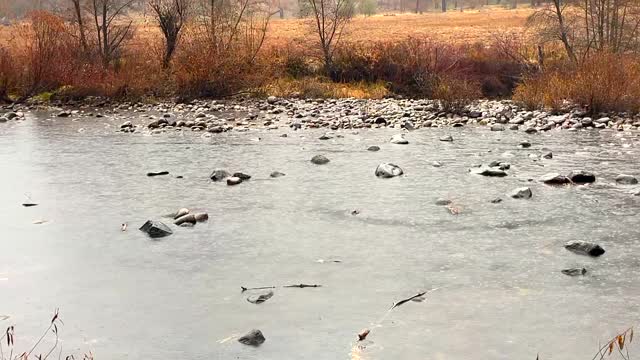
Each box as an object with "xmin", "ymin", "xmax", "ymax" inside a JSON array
[
  {"xmin": 139, "ymin": 220, "xmax": 173, "ymax": 238},
  {"xmin": 561, "ymin": 268, "xmax": 587, "ymax": 276},
  {"xmin": 509, "ymin": 187, "xmax": 532, "ymax": 199},
  {"xmin": 247, "ymin": 291, "xmax": 274, "ymax": 304},
  {"xmin": 238, "ymin": 329, "xmax": 266, "ymax": 346},
  {"xmin": 568, "ymin": 170, "xmax": 596, "ymax": 184},
  {"xmin": 490, "ymin": 198, "xmax": 503, "ymax": 204},
  {"xmin": 540, "ymin": 173, "xmax": 570, "ymax": 185},
  {"xmin": 615, "ymin": 174, "xmax": 638, "ymax": 185},
  {"xmin": 174, "ymin": 213, "xmax": 208, "ymax": 225},
  {"xmin": 490, "ymin": 124, "xmax": 505, "ymax": 131},
  {"xmin": 270, "ymin": 171, "xmax": 286, "ymax": 178},
  {"xmin": 519, "ymin": 141, "xmax": 531, "ymax": 148},
  {"xmin": 439, "ymin": 135, "xmax": 453, "ymax": 142},
  {"xmin": 311, "ymin": 155, "xmax": 330, "ymax": 165},
  {"xmin": 470, "ymin": 166, "xmax": 507, "ymax": 177},
  {"xmin": 375, "ymin": 163, "xmax": 404, "ymax": 178},
  {"xmin": 173, "ymin": 208, "xmax": 190, "ymax": 219},
  {"xmin": 233, "ymin": 172, "xmax": 252, "ymax": 180},
  {"xmin": 564, "ymin": 241, "xmax": 605, "ymax": 257},
  {"xmin": 210, "ymin": 169, "xmax": 231, "ymax": 182},
  {"xmin": 390, "ymin": 134, "xmax": 409, "ymax": 144},
  {"xmin": 367, "ymin": 146, "xmax": 381, "ymax": 152},
  {"xmin": 435, "ymin": 198, "xmax": 452, "ymax": 206},
  {"xmin": 542, "ymin": 151, "xmax": 553, "ymax": 159}
]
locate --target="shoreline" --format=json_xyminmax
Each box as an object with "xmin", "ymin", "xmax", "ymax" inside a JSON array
[{"xmin": 2, "ymin": 97, "xmax": 639, "ymax": 133}]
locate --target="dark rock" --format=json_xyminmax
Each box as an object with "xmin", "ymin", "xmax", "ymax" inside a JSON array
[
  {"xmin": 568, "ymin": 170, "xmax": 596, "ymax": 184},
  {"xmin": 564, "ymin": 241, "xmax": 605, "ymax": 257},
  {"xmin": 435, "ymin": 198, "xmax": 452, "ymax": 206},
  {"xmin": 147, "ymin": 171, "xmax": 169, "ymax": 177},
  {"xmin": 490, "ymin": 124, "xmax": 505, "ymax": 131},
  {"xmin": 540, "ymin": 173, "xmax": 570, "ymax": 185},
  {"xmin": 374, "ymin": 117, "xmax": 387, "ymax": 125},
  {"xmin": 490, "ymin": 198, "xmax": 503, "ymax": 204},
  {"xmin": 247, "ymin": 291, "xmax": 274, "ymax": 304},
  {"xmin": 542, "ymin": 151, "xmax": 553, "ymax": 159},
  {"xmin": 233, "ymin": 172, "xmax": 252, "ymax": 180},
  {"xmin": 139, "ymin": 220, "xmax": 173, "ymax": 238},
  {"xmin": 471, "ymin": 166, "xmax": 507, "ymax": 177},
  {"xmin": 469, "ymin": 111, "xmax": 482, "ymax": 118},
  {"xmin": 5, "ymin": 112, "xmax": 18, "ymax": 120},
  {"xmin": 318, "ymin": 134, "xmax": 333, "ymax": 140},
  {"xmin": 519, "ymin": 141, "xmax": 531, "ymax": 148},
  {"xmin": 57, "ymin": 111, "xmax": 71, "ymax": 118},
  {"xmin": 615, "ymin": 174, "xmax": 638, "ymax": 185},
  {"xmin": 238, "ymin": 329, "xmax": 266, "ymax": 346},
  {"xmin": 270, "ymin": 171, "xmax": 286, "ymax": 178},
  {"xmin": 120, "ymin": 121, "xmax": 133, "ymax": 129},
  {"xmin": 452, "ymin": 123, "xmax": 464, "ymax": 128},
  {"xmin": 367, "ymin": 146, "xmax": 380, "ymax": 152},
  {"xmin": 439, "ymin": 135, "xmax": 453, "ymax": 142},
  {"xmin": 227, "ymin": 177, "xmax": 243, "ymax": 185},
  {"xmin": 311, "ymin": 155, "xmax": 330, "ymax": 165},
  {"xmin": 174, "ymin": 213, "xmax": 208, "ymax": 225},
  {"xmin": 210, "ymin": 169, "xmax": 231, "ymax": 182},
  {"xmin": 375, "ymin": 163, "xmax": 404, "ymax": 178},
  {"xmin": 509, "ymin": 187, "xmax": 532, "ymax": 199},
  {"xmin": 173, "ymin": 208, "xmax": 190, "ymax": 219},
  {"xmin": 22, "ymin": 203, "xmax": 38, "ymax": 207},
  {"xmin": 561, "ymin": 268, "xmax": 587, "ymax": 276},
  {"xmin": 524, "ymin": 127, "xmax": 538, "ymax": 133}
]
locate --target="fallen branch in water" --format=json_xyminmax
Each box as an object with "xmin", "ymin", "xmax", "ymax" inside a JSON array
[
  {"xmin": 283, "ymin": 284, "xmax": 322, "ymax": 289},
  {"xmin": 390, "ymin": 288, "xmax": 441, "ymax": 310},
  {"xmin": 241, "ymin": 286, "xmax": 276, "ymax": 293}
]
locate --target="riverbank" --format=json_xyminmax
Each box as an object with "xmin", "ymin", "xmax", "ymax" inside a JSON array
[{"xmin": 2, "ymin": 98, "xmax": 639, "ymax": 133}]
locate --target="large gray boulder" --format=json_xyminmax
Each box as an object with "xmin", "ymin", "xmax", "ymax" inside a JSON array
[
  {"xmin": 375, "ymin": 163, "xmax": 403, "ymax": 178},
  {"xmin": 139, "ymin": 220, "xmax": 173, "ymax": 238},
  {"xmin": 564, "ymin": 241, "xmax": 605, "ymax": 257},
  {"xmin": 509, "ymin": 187, "xmax": 532, "ymax": 199},
  {"xmin": 238, "ymin": 329, "xmax": 266, "ymax": 346}
]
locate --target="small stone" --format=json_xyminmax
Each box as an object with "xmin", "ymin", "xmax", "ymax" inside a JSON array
[
  {"xmin": 542, "ymin": 151, "xmax": 553, "ymax": 159},
  {"xmin": 318, "ymin": 134, "xmax": 333, "ymax": 140},
  {"xmin": 238, "ymin": 329, "xmax": 266, "ymax": 346},
  {"xmin": 519, "ymin": 141, "xmax": 531, "ymax": 148},
  {"xmin": 311, "ymin": 155, "xmax": 330, "ymax": 165},
  {"xmin": 439, "ymin": 135, "xmax": 453, "ymax": 142},
  {"xmin": 367, "ymin": 146, "xmax": 380, "ymax": 152},
  {"xmin": 539, "ymin": 173, "xmax": 570, "ymax": 185},
  {"xmin": 564, "ymin": 241, "xmax": 605, "ymax": 257},
  {"xmin": 270, "ymin": 171, "xmax": 286, "ymax": 178},
  {"xmin": 432, "ymin": 161, "xmax": 443, "ymax": 168},
  {"xmin": 568, "ymin": 170, "xmax": 596, "ymax": 184},
  {"xmin": 509, "ymin": 187, "xmax": 532, "ymax": 199},
  {"xmin": 233, "ymin": 172, "xmax": 252, "ymax": 180},
  {"xmin": 210, "ymin": 169, "xmax": 231, "ymax": 182},
  {"xmin": 490, "ymin": 124, "xmax": 505, "ymax": 131},
  {"xmin": 490, "ymin": 198, "xmax": 503, "ymax": 204},
  {"xmin": 615, "ymin": 174, "xmax": 638, "ymax": 185},
  {"xmin": 435, "ymin": 198, "xmax": 452, "ymax": 206},
  {"xmin": 471, "ymin": 166, "xmax": 507, "ymax": 177},
  {"xmin": 562, "ymin": 268, "xmax": 587, "ymax": 276},
  {"xmin": 390, "ymin": 134, "xmax": 409, "ymax": 144},
  {"xmin": 139, "ymin": 220, "xmax": 172, "ymax": 238},
  {"xmin": 57, "ymin": 111, "xmax": 71, "ymax": 118}
]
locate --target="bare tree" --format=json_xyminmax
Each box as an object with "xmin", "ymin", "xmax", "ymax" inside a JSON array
[
  {"xmin": 149, "ymin": 0, "xmax": 190, "ymax": 68},
  {"xmin": 88, "ymin": 0, "xmax": 135, "ymax": 66},
  {"xmin": 305, "ymin": 0, "xmax": 353, "ymax": 78},
  {"xmin": 528, "ymin": 0, "xmax": 578, "ymax": 63},
  {"xmin": 69, "ymin": 0, "xmax": 89, "ymax": 54}
]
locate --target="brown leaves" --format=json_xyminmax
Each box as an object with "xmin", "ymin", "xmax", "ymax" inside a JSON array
[{"xmin": 618, "ymin": 335, "xmax": 625, "ymax": 351}]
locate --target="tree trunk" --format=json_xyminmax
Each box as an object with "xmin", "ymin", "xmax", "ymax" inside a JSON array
[
  {"xmin": 72, "ymin": 0, "xmax": 88, "ymax": 54},
  {"xmin": 441, "ymin": 0, "xmax": 447, "ymax": 11}
]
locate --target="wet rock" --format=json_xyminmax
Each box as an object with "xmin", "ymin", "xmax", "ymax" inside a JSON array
[
  {"xmin": 247, "ymin": 291, "xmax": 274, "ymax": 304},
  {"xmin": 375, "ymin": 163, "xmax": 404, "ymax": 178},
  {"xmin": 147, "ymin": 171, "xmax": 169, "ymax": 177},
  {"xmin": 120, "ymin": 121, "xmax": 133, "ymax": 129},
  {"xmin": 210, "ymin": 169, "xmax": 231, "ymax": 182},
  {"xmin": 439, "ymin": 135, "xmax": 453, "ymax": 142},
  {"xmin": 519, "ymin": 141, "xmax": 531, "ymax": 148},
  {"xmin": 470, "ymin": 166, "xmax": 507, "ymax": 177},
  {"xmin": 267, "ymin": 96, "xmax": 278, "ymax": 104},
  {"xmin": 233, "ymin": 172, "xmax": 252, "ymax": 180},
  {"xmin": 390, "ymin": 134, "xmax": 409, "ymax": 144},
  {"xmin": 615, "ymin": 174, "xmax": 638, "ymax": 185},
  {"xmin": 311, "ymin": 155, "xmax": 330, "ymax": 165},
  {"xmin": 568, "ymin": 170, "xmax": 596, "ymax": 184},
  {"xmin": 435, "ymin": 198, "xmax": 452, "ymax": 206},
  {"xmin": 57, "ymin": 111, "xmax": 71, "ymax": 118},
  {"xmin": 490, "ymin": 124, "xmax": 505, "ymax": 131},
  {"xmin": 318, "ymin": 134, "xmax": 333, "ymax": 140},
  {"xmin": 173, "ymin": 208, "xmax": 190, "ymax": 219},
  {"xmin": 540, "ymin": 173, "xmax": 570, "ymax": 185},
  {"xmin": 542, "ymin": 151, "xmax": 553, "ymax": 159},
  {"xmin": 564, "ymin": 241, "xmax": 605, "ymax": 257},
  {"xmin": 432, "ymin": 161, "xmax": 443, "ymax": 168},
  {"xmin": 367, "ymin": 146, "xmax": 380, "ymax": 152},
  {"xmin": 227, "ymin": 176, "xmax": 243, "ymax": 186},
  {"xmin": 238, "ymin": 329, "xmax": 265, "ymax": 346},
  {"xmin": 562, "ymin": 268, "xmax": 587, "ymax": 276},
  {"xmin": 139, "ymin": 220, "xmax": 173, "ymax": 238},
  {"xmin": 509, "ymin": 187, "xmax": 532, "ymax": 199},
  {"xmin": 270, "ymin": 171, "xmax": 286, "ymax": 178},
  {"xmin": 174, "ymin": 213, "xmax": 208, "ymax": 225},
  {"xmin": 491, "ymin": 198, "xmax": 503, "ymax": 204}
]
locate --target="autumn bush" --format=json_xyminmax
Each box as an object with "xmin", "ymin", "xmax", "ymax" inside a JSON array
[{"xmin": 514, "ymin": 52, "xmax": 640, "ymax": 113}]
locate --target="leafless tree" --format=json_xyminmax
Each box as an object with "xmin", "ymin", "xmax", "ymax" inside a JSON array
[
  {"xmin": 528, "ymin": 0, "xmax": 579, "ymax": 63},
  {"xmin": 87, "ymin": 0, "xmax": 135, "ymax": 66},
  {"xmin": 69, "ymin": 0, "xmax": 89, "ymax": 53},
  {"xmin": 305, "ymin": 0, "xmax": 353, "ymax": 78},
  {"xmin": 149, "ymin": 0, "xmax": 190, "ymax": 68}
]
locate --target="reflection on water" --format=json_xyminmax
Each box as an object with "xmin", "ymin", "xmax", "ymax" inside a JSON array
[{"xmin": 0, "ymin": 113, "xmax": 640, "ymax": 360}]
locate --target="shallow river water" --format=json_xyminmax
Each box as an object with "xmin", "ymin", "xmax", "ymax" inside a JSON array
[{"xmin": 1, "ymin": 112, "xmax": 640, "ymax": 360}]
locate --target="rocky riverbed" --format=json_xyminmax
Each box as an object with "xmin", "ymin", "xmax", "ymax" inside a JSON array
[
  {"xmin": 1, "ymin": 98, "xmax": 640, "ymax": 360},
  {"xmin": 3, "ymin": 98, "xmax": 640, "ymax": 134}
]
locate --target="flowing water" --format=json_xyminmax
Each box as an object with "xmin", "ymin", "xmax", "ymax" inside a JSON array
[{"xmin": 1, "ymin": 112, "xmax": 640, "ymax": 360}]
